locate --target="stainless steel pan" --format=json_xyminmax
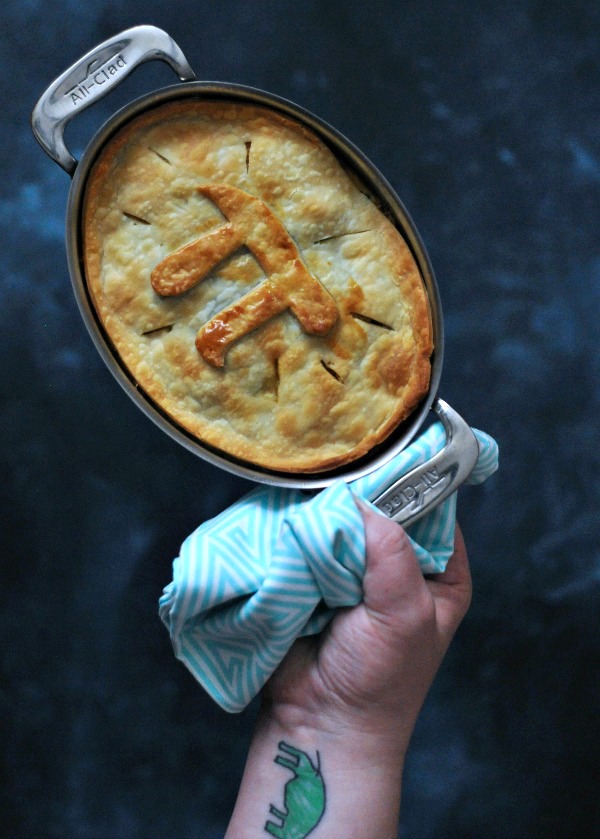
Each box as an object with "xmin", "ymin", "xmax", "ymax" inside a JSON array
[{"xmin": 31, "ymin": 25, "xmax": 479, "ymax": 523}]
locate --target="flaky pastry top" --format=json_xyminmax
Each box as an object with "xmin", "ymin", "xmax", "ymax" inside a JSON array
[{"xmin": 83, "ymin": 99, "xmax": 433, "ymax": 472}]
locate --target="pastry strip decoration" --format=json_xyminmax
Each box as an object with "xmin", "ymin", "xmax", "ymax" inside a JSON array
[{"xmin": 151, "ymin": 183, "xmax": 339, "ymax": 367}]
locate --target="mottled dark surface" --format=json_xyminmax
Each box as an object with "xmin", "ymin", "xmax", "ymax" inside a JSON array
[{"xmin": 1, "ymin": 1, "xmax": 599, "ymax": 837}]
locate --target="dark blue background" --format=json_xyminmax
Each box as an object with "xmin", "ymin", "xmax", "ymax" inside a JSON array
[{"xmin": 2, "ymin": 1, "xmax": 599, "ymax": 837}]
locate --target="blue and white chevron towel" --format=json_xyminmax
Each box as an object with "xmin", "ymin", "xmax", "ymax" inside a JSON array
[{"xmin": 159, "ymin": 422, "xmax": 498, "ymax": 712}]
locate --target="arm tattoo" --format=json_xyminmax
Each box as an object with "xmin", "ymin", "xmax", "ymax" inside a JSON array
[{"xmin": 264, "ymin": 741, "xmax": 326, "ymax": 838}]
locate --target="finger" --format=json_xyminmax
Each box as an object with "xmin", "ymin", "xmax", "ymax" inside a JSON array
[
  {"xmin": 427, "ymin": 523, "xmax": 470, "ymax": 587},
  {"xmin": 425, "ymin": 523, "xmax": 472, "ymax": 640},
  {"xmin": 358, "ymin": 503, "xmax": 429, "ymax": 619}
]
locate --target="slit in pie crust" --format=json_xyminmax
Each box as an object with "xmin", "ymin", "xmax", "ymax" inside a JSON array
[{"xmin": 82, "ymin": 100, "xmax": 433, "ymax": 473}]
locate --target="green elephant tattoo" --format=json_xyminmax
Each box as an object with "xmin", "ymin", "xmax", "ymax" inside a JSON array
[{"xmin": 265, "ymin": 741, "xmax": 326, "ymax": 838}]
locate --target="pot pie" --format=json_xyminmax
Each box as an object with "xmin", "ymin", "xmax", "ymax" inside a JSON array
[{"xmin": 83, "ymin": 99, "xmax": 433, "ymax": 473}]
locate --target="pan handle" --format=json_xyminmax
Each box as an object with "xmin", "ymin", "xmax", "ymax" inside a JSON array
[
  {"xmin": 31, "ymin": 25, "xmax": 196, "ymax": 175},
  {"xmin": 372, "ymin": 398, "xmax": 480, "ymax": 528}
]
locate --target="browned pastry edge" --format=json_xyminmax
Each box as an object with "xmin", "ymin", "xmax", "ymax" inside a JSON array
[{"xmin": 82, "ymin": 99, "xmax": 433, "ymax": 473}]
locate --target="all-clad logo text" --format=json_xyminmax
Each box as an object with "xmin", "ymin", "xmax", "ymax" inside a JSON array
[
  {"xmin": 380, "ymin": 467, "xmax": 447, "ymax": 517},
  {"xmin": 66, "ymin": 52, "xmax": 127, "ymax": 105}
]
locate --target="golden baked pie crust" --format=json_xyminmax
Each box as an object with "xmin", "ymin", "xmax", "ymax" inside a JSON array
[{"xmin": 82, "ymin": 99, "xmax": 433, "ymax": 473}]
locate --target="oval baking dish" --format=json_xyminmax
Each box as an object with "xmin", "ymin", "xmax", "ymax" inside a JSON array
[{"xmin": 32, "ymin": 25, "xmax": 476, "ymax": 499}]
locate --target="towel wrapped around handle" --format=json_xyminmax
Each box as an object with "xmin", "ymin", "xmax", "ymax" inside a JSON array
[{"xmin": 159, "ymin": 421, "xmax": 498, "ymax": 712}]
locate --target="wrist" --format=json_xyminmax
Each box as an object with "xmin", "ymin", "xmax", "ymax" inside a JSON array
[
  {"xmin": 260, "ymin": 685, "xmax": 417, "ymax": 766},
  {"xmin": 259, "ymin": 700, "xmax": 407, "ymax": 771},
  {"xmin": 226, "ymin": 705, "xmax": 405, "ymax": 839}
]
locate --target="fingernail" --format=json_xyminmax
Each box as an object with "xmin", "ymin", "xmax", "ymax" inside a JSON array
[{"xmin": 353, "ymin": 495, "xmax": 390, "ymax": 518}]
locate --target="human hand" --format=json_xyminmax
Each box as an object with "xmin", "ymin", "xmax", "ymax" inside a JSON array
[{"xmin": 262, "ymin": 501, "xmax": 472, "ymax": 755}]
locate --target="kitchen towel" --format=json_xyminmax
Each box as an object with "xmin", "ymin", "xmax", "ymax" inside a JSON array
[{"xmin": 160, "ymin": 421, "xmax": 498, "ymax": 712}]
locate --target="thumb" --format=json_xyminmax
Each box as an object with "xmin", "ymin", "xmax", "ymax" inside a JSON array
[{"xmin": 358, "ymin": 502, "xmax": 429, "ymax": 622}]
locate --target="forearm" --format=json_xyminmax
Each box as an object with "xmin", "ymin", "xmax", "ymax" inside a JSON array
[
  {"xmin": 225, "ymin": 704, "xmax": 406, "ymax": 839},
  {"xmin": 225, "ymin": 515, "xmax": 471, "ymax": 837}
]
